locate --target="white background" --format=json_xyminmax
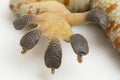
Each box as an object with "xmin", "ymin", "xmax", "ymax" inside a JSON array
[{"xmin": 0, "ymin": 0, "xmax": 120, "ymax": 80}]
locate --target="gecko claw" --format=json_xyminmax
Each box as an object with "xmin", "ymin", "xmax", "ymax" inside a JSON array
[
  {"xmin": 21, "ymin": 49, "xmax": 27, "ymax": 54},
  {"xmin": 51, "ymin": 68, "xmax": 55, "ymax": 74},
  {"xmin": 77, "ymin": 55, "xmax": 83, "ymax": 63}
]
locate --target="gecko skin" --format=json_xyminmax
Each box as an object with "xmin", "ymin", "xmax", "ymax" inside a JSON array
[
  {"xmin": 9, "ymin": 0, "xmax": 110, "ymax": 74},
  {"xmin": 91, "ymin": 0, "xmax": 120, "ymax": 52}
]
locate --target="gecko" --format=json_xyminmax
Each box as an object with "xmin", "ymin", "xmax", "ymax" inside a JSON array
[{"xmin": 9, "ymin": 0, "xmax": 119, "ymax": 74}]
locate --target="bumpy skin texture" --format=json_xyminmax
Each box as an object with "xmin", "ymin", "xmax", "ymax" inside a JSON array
[
  {"xmin": 45, "ymin": 39, "xmax": 62, "ymax": 74},
  {"xmin": 91, "ymin": 0, "xmax": 120, "ymax": 52},
  {"xmin": 9, "ymin": 0, "xmax": 90, "ymax": 16},
  {"xmin": 9, "ymin": 0, "xmax": 110, "ymax": 74},
  {"xmin": 71, "ymin": 34, "xmax": 89, "ymax": 63}
]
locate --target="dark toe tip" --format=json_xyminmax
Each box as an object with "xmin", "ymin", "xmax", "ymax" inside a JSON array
[
  {"xmin": 13, "ymin": 15, "xmax": 33, "ymax": 30},
  {"xmin": 71, "ymin": 34, "xmax": 89, "ymax": 56},
  {"xmin": 20, "ymin": 29, "xmax": 41, "ymax": 50},
  {"xmin": 45, "ymin": 39, "xmax": 62, "ymax": 70},
  {"xmin": 86, "ymin": 9, "xmax": 109, "ymax": 27}
]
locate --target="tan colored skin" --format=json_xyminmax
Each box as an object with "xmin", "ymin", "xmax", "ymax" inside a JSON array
[
  {"xmin": 10, "ymin": 0, "xmax": 110, "ymax": 74},
  {"xmin": 10, "ymin": 0, "xmax": 109, "ymax": 58},
  {"xmin": 30, "ymin": 12, "xmax": 88, "ymax": 41},
  {"xmin": 9, "ymin": 0, "xmax": 90, "ymax": 41}
]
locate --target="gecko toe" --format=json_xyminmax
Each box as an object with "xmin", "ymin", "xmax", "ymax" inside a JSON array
[
  {"xmin": 44, "ymin": 39, "xmax": 62, "ymax": 74},
  {"xmin": 13, "ymin": 15, "xmax": 34, "ymax": 30},
  {"xmin": 86, "ymin": 9, "xmax": 109, "ymax": 27},
  {"xmin": 20, "ymin": 29, "xmax": 41, "ymax": 53},
  {"xmin": 70, "ymin": 34, "xmax": 89, "ymax": 62}
]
